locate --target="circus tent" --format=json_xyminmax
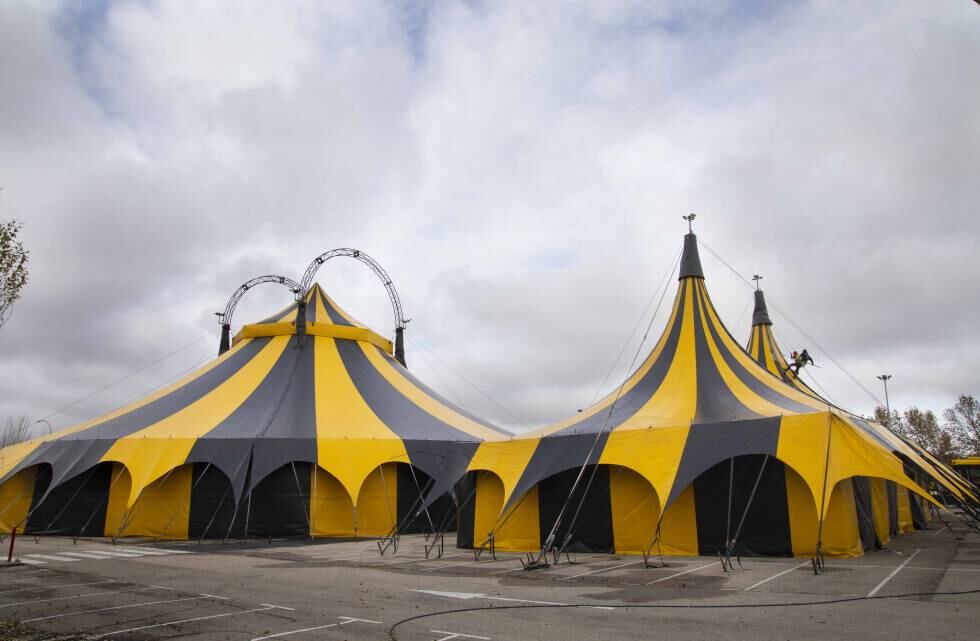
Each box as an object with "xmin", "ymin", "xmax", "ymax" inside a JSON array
[
  {"xmin": 454, "ymin": 232, "xmax": 962, "ymax": 559},
  {"xmin": 0, "ymin": 284, "xmax": 509, "ymax": 540}
]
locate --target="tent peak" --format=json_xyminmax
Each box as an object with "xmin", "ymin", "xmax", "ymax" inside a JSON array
[
  {"xmin": 678, "ymin": 233, "xmax": 704, "ymax": 280},
  {"xmin": 752, "ymin": 289, "xmax": 773, "ymax": 326}
]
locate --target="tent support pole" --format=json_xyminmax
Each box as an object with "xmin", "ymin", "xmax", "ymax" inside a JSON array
[
  {"xmin": 813, "ymin": 414, "xmax": 834, "ymax": 575},
  {"xmin": 724, "ymin": 455, "xmax": 770, "ymax": 570},
  {"xmin": 289, "ymin": 462, "xmax": 312, "ymax": 541}
]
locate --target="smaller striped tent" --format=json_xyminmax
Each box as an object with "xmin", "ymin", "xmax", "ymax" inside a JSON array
[
  {"xmin": 455, "ymin": 233, "xmax": 964, "ymax": 559},
  {"xmin": 0, "ymin": 284, "xmax": 509, "ymax": 540}
]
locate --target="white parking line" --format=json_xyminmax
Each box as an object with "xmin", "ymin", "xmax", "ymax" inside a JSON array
[
  {"xmin": 562, "ymin": 560, "xmax": 644, "ymax": 581},
  {"xmin": 22, "ymin": 554, "xmax": 80, "ymax": 563},
  {"xmin": 58, "ymin": 552, "xmax": 119, "ymax": 561},
  {"xmin": 15, "ymin": 558, "xmax": 47, "ymax": 565},
  {"xmin": 82, "ymin": 550, "xmax": 143, "ymax": 558},
  {"xmin": 432, "ymin": 630, "xmax": 491, "ymax": 641},
  {"xmin": 645, "ymin": 562, "xmax": 717, "ymax": 585},
  {"xmin": 115, "ymin": 546, "xmax": 192, "ymax": 555},
  {"xmin": 249, "ymin": 615, "xmax": 383, "ymax": 640},
  {"xmin": 744, "ymin": 561, "xmax": 811, "ymax": 591},
  {"xmin": 867, "ymin": 549, "xmax": 922, "ymax": 597},
  {"xmin": 24, "ymin": 596, "xmax": 206, "ymax": 622},
  {"xmin": 90, "ymin": 605, "xmax": 278, "ymax": 638}
]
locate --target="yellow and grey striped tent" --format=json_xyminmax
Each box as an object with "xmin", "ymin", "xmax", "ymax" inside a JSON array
[
  {"xmin": 455, "ymin": 233, "xmax": 962, "ymax": 558},
  {"xmin": 0, "ymin": 284, "xmax": 508, "ymax": 540}
]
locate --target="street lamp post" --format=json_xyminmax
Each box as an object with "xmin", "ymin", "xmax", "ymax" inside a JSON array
[{"xmin": 877, "ymin": 374, "xmax": 892, "ymax": 429}]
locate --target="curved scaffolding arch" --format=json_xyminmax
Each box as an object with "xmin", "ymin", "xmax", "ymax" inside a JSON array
[
  {"xmin": 217, "ymin": 275, "xmax": 301, "ymax": 355},
  {"xmin": 300, "ymin": 248, "xmax": 409, "ymax": 365}
]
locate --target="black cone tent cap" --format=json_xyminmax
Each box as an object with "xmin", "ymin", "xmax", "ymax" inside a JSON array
[
  {"xmin": 752, "ymin": 290, "xmax": 772, "ymax": 326},
  {"xmin": 678, "ymin": 233, "xmax": 704, "ymax": 280}
]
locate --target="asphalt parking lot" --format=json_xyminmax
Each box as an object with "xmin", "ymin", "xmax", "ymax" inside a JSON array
[{"xmin": 1, "ymin": 518, "xmax": 977, "ymax": 641}]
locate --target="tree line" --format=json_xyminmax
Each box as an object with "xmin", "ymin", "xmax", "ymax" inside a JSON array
[{"xmin": 873, "ymin": 395, "xmax": 980, "ymax": 464}]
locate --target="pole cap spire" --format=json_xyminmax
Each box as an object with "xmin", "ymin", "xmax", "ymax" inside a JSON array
[
  {"xmin": 752, "ymin": 288, "xmax": 773, "ymax": 326},
  {"xmin": 678, "ymin": 214, "xmax": 704, "ymax": 280}
]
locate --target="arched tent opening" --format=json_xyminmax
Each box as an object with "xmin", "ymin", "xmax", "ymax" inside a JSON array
[
  {"xmin": 311, "ymin": 466, "xmax": 355, "ymax": 538},
  {"xmin": 25, "ymin": 462, "xmax": 114, "ymax": 536},
  {"xmin": 354, "ymin": 462, "xmax": 457, "ymax": 538},
  {"xmin": 104, "ymin": 463, "xmax": 193, "ymax": 539},
  {"xmin": 0, "ymin": 464, "xmax": 50, "ymax": 533}
]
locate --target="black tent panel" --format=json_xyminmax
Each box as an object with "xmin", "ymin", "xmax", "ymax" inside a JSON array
[
  {"xmin": 248, "ymin": 462, "xmax": 311, "ymax": 538},
  {"xmin": 455, "ymin": 471, "xmax": 477, "ymax": 549},
  {"xmin": 26, "ymin": 463, "xmax": 112, "ymax": 536},
  {"xmin": 188, "ymin": 462, "xmax": 246, "ymax": 539},
  {"xmin": 908, "ymin": 490, "xmax": 927, "ymax": 530},
  {"xmin": 396, "ymin": 464, "xmax": 456, "ymax": 535},
  {"xmin": 852, "ymin": 476, "xmax": 879, "ymax": 552},
  {"xmin": 537, "ymin": 465, "xmax": 614, "ymax": 554},
  {"xmin": 886, "ymin": 481, "xmax": 899, "ymax": 536},
  {"xmin": 692, "ymin": 455, "xmax": 792, "ymax": 557}
]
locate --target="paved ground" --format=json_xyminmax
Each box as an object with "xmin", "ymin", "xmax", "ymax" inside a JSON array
[{"xmin": 0, "ymin": 519, "xmax": 977, "ymax": 641}]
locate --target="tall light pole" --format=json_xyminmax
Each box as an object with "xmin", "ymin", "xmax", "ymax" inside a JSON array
[{"xmin": 877, "ymin": 374, "xmax": 892, "ymax": 429}]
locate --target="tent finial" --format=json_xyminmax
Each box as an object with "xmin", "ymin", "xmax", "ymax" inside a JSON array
[
  {"xmin": 682, "ymin": 212, "xmax": 696, "ymax": 233},
  {"xmin": 752, "ymin": 274, "xmax": 763, "ymax": 291}
]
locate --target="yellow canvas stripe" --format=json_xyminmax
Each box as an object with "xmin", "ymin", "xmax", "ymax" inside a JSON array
[
  {"xmin": 870, "ymin": 478, "xmax": 891, "ymax": 545},
  {"xmin": 235, "ymin": 322, "xmax": 393, "ymax": 354},
  {"xmin": 359, "ymin": 343, "xmax": 505, "ymax": 441},
  {"xmin": 103, "ymin": 336, "xmax": 290, "ymax": 506},
  {"xmin": 473, "ymin": 471, "xmax": 504, "ymax": 549},
  {"xmin": 104, "ymin": 464, "xmax": 191, "ymax": 539},
  {"xmin": 659, "ymin": 483, "xmax": 699, "ymax": 555},
  {"xmin": 529, "ymin": 283, "xmax": 686, "ymax": 437},
  {"xmin": 0, "ymin": 339, "xmax": 257, "ymax": 477},
  {"xmin": 697, "ymin": 290, "xmax": 800, "ymax": 417},
  {"xmin": 353, "ymin": 462, "xmax": 398, "ymax": 536},
  {"xmin": 620, "ymin": 279, "xmax": 699, "ymax": 429},
  {"xmin": 311, "ymin": 466, "xmax": 356, "ymax": 537},
  {"xmin": 777, "ymin": 413, "xmax": 940, "ymax": 519},
  {"xmin": 698, "ymin": 281, "xmax": 826, "ymax": 411},
  {"xmin": 821, "ymin": 479, "xmax": 863, "ymax": 558},
  {"xmin": 599, "ymin": 426, "xmax": 690, "ymax": 508},
  {"xmin": 492, "ymin": 485, "xmax": 541, "ymax": 552},
  {"xmin": 313, "ymin": 285, "xmax": 331, "ymax": 324},
  {"xmin": 466, "ymin": 439, "xmax": 540, "ymax": 512},
  {"xmin": 314, "ymin": 335, "xmax": 409, "ymax": 500},
  {"xmin": 0, "ymin": 467, "xmax": 36, "ymax": 533},
  {"xmin": 610, "ymin": 467, "xmax": 661, "ymax": 555}
]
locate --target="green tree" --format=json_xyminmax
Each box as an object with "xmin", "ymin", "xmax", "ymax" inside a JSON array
[
  {"xmin": 874, "ymin": 405, "xmax": 960, "ymax": 464},
  {"xmin": 0, "ymin": 219, "xmax": 30, "ymax": 329},
  {"xmin": 944, "ymin": 395, "xmax": 980, "ymax": 457}
]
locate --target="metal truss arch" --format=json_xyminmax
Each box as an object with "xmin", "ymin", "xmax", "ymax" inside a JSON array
[{"xmin": 300, "ymin": 248, "xmax": 407, "ymax": 330}]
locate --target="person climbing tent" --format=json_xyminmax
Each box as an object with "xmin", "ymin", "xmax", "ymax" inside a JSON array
[{"xmin": 789, "ymin": 349, "xmax": 815, "ymax": 376}]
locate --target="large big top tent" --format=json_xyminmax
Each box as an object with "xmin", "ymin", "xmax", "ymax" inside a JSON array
[
  {"xmin": 0, "ymin": 284, "xmax": 508, "ymax": 540},
  {"xmin": 453, "ymin": 232, "xmax": 971, "ymax": 560}
]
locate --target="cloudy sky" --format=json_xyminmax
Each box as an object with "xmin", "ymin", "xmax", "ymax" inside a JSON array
[{"xmin": 1, "ymin": 1, "xmax": 977, "ymax": 435}]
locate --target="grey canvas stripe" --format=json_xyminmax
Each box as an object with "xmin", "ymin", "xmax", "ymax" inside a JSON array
[
  {"xmin": 333, "ymin": 339, "xmax": 476, "ymax": 441},
  {"xmin": 63, "ymin": 339, "xmax": 271, "ymax": 441},
  {"xmin": 189, "ymin": 337, "xmax": 318, "ymax": 495},
  {"xmin": 501, "ymin": 432, "xmax": 611, "ymax": 517},
  {"xmin": 383, "ymin": 351, "xmax": 507, "ymax": 434},
  {"xmin": 691, "ymin": 284, "xmax": 762, "ymax": 424},
  {"xmin": 416, "ymin": 441, "xmax": 480, "ymax": 512},
  {"xmin": 320, "ymin": 290, "xmax": 354, "ymax": 327},
  {"xmin": 695, "ymin": 283, "xmax": 815, "ymax": 415},
  {"xmin": 550, "ymin": 285, "xmax": 688, "ymax": 437},
  {"xmin": 763, "ymin": 327, "xmax": 793, "ymax": 383},
  {"xmin": 666, "ymin": 417, "xmax": 781, "ymax": 508}
]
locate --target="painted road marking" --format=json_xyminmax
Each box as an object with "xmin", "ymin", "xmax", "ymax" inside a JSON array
[
  {"xmin": 249, "ymin": 615, "xmax": 383, "ymax": 640},
  {"xmin": 411, "ymin": 590, "xmax": 613, "ymax": 610},
  {"xmin": 90, "ymin": 605, "xmax": 278, "ymax": 638},
  {"xmin": 744, "ymin": 561, "xmax": 811, "ymax": 591},
  {"xmin": 24, "ymin": 596, "xmax": 207, "ymax": 622},
  {"xmin": 59, "ymin": 552, "xmax": 121, "ymax": 560},
  {"xmin": 561, "ymin": 560, "xmax": 644, "ymax": 581},
  {"xmin": 199, "ymin": 593, "xmax": 230, "ymax": 600},
  {"xmin": 0, "ymin": 581, "xmax": 115, "ymax": 595},
  {"xmin": 115, "ymin": 546, "xmax": 192, "ymax": 555},
  {"xmin": 867, "ymin": 548, "xmax": 922, "ymax": 597},
  {"xmin": 432, "ymin": 630, "xmax": 491, "ymax": 640},
  {"xmin": 15, "ymin": 558, "xmax": 46, "ymax": 565},
  {"xmin": 22, "ymin": 554, "xmax": 80, "ymax": 563},
  {"xmin": 82, "ymin": 550, "xmax": 143, "ymax": 558},
  {"xmin": 645, "ymin": 562, "xmax": 717, "ymax": 585},
  {"xmin": 259, "ymin": 603, "xmax": 296, "ymax": 611}
]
